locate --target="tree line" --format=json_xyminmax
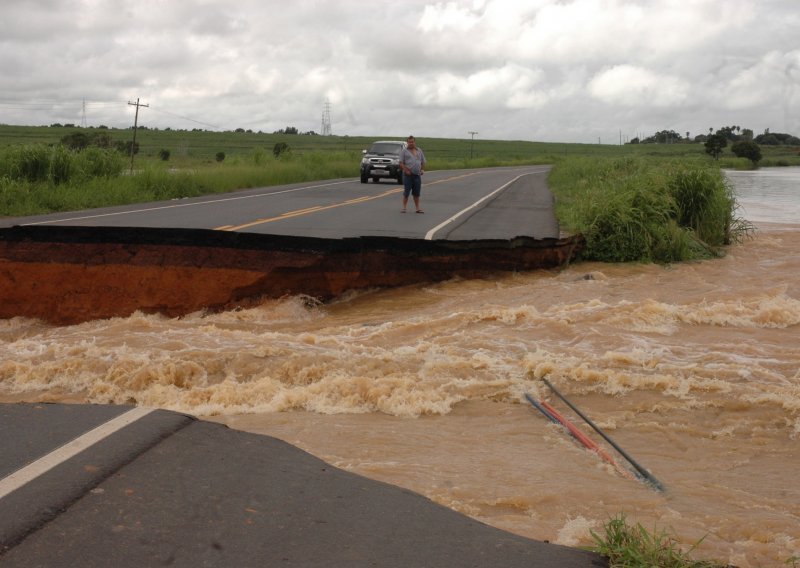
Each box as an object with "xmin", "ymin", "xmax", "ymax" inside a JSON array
[
  {"xmin": 629, "ymin": 125, "xmax": 799, "ymax": 166},
  {"xmin": 630, "ymin": 126, "xmax": 800, "ymax": 146}
]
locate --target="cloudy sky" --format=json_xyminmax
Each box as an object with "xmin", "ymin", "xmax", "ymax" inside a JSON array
[{"xmin": 1, "ymin": 0, "xmax": 798, "ymax": 143}]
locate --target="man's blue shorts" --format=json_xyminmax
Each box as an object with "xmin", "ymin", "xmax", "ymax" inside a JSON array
[{"xmin": 403, "ymin": 173, "xmax": 422, "ymax": 198}]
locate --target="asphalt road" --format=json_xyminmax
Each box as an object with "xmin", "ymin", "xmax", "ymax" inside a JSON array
[
  {"xmin": 0, "ymin": 166, "xmax": 559, "ymax": 240},
  {"xmin": 0, "ymin": 403, "xmax": 606, "ymax": 567}
]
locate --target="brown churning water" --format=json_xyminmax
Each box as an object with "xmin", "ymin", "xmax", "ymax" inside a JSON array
[{"xmin": 2, "ymin": 168, "xmax": 799, "ymax": 566}]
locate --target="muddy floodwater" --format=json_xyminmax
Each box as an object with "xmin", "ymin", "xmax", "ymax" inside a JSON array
[{"xmin": 2, "ymin": 168, "xmax": 799, "ymax": 566}]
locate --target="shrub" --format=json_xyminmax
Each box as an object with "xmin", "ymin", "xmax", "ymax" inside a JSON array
[
  {"xmin": 60, "ymin": 132, "xmax": 90, "ymax": 151},
  {"xmin": 730, "ymin": 140, "xmax": 762, "ymax": 165},
  {"xmin": 273, "ymin": 142, "xmax": 289, "ymax": 158},
  {"xmin": 76, "ymin": 147, "xmax": 125, "ymax": 178},
  {"xmin": 215, "ymin": 151, "xmax": 225, "ymax": 162},
  {"xmin": 115, "ymin": 141, "xmax": 139, "ymax": 155},
  {"xmin": 158, "ymin": 149, "xmax": 171, "ymax": 161}
]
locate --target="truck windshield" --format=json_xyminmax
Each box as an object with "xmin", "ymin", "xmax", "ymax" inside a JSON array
[{"xmin": 369, "ymin": 143, "xmax": 402, "ymax": 154}]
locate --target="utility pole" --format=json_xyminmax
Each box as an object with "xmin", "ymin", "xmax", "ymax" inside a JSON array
[
  {"xmin": 468, "ymin": 131, "xmax": 478, "ymax": 159},
  {"xmin": 127, "ymin": 98, "xmax": 149, "ymax": 173}
]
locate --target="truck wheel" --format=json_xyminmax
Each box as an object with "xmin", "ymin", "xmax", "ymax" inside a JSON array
[{"xmin": 360, "ymin": 174, "xmax": 368, "ymax": 183}]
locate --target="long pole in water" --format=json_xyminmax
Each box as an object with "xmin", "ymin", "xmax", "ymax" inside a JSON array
[
  {"xmin": 524, "ymin": 393, "xmax": 635, "ymax": 481},
  {"xmin": 542, "ymin": 378, "xmax": 665, "ymax": 492},
  {"xmin": 523, "ymin": 393, "xmax": 559, "ymax": 424}
]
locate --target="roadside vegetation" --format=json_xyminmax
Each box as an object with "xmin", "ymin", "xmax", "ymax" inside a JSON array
[
  {"xmin": 1, "ymin": 124, "xmax": 797, "ymax": 263},
  {"xmin": 547, "ymin": 155, "xmax": 755, "ymax": 262},
  {"xmin": 589, "ymin": 514, "xmax": 728, "ymax": 568}
]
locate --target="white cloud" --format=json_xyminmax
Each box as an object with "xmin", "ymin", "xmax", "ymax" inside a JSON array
[
  {"xmin": 0, "ymin": 0, "xmax": 798, "ymax": 142},
  {"xmin": 588, "ymin": 65, "xmax": 690, "ymax": 107},
  {"xmin": 415, "ymin": 64, "xmax": 546, "ymax": 109},
  {"xmin": 723, "ymin": 50, "xmax": 800, "ymax": 110}
]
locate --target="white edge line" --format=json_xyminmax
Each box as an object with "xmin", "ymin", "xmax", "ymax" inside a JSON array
[
  {"xmin": 21, "ymin": 180, "xmax": 352, "ymax": 226},
  {"xmin": 0, "ymin": 406, "xmax": 155, "ymax": 500},
  {"xmin": 424, "ymin": 174, "xmax": 528, "ymax": 240}
]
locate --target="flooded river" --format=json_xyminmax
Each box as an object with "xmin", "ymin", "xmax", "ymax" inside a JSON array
[{"xmin": 2, "ymin": 168, "xmax": 799, "ymax": 566}]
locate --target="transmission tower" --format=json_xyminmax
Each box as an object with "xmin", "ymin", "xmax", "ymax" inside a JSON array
[{"xmin": 321, "ymin": 99, "xmax": 332, "ymax": 136}]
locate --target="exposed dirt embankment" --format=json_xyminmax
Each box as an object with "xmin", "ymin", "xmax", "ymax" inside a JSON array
[{"xmin": 0, "ymin": 226, "xmax": 583, "ymax": 325}]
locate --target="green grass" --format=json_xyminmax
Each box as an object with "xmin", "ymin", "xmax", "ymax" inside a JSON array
[{"xmin": 589, "ymin": 514, "xmax": 727, "ymax": 568}]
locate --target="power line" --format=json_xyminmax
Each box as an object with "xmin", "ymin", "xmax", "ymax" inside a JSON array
[
  {"xmin": 0, "ymin": 99, "xmax": 219, "ymax": 129},
  {"xmin": 146, "ymin": 106, "xmax": 219, "ymax": 129}
]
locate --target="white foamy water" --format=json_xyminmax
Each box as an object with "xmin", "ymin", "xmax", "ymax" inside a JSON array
[{"xmin": 2, "ymin": 169, "xmax": 799, "ymax": 566}]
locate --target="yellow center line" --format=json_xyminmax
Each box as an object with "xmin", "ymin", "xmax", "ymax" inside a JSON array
[
  {"xmin": 217, "ymin": 172, "xmax": 482, "ymax": 232},
  {"xmin": 284, "ymin": 205, "xmax": 324, "ymax": 215}
]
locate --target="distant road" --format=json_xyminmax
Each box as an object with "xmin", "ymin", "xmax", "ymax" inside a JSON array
[{"xmin": 0, "ymin": 166, "xmax": 559, "ymax": 240}]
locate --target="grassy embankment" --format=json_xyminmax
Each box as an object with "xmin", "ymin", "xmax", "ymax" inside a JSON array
[{"xmin": 1, "ymin": 124, "xmax": 797, "ymax": 262}]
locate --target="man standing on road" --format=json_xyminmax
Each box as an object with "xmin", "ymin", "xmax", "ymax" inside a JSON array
[{"xmin": 399, "ymin": 135, "xmax": 426, "ymax": 213}]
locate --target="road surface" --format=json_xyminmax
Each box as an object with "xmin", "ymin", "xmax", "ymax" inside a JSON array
[{"xmin": 0, "ymin": 166, "xmax": 559, "ymax": 240}]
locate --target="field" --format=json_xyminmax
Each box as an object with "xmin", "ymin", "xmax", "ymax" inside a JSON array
[{"xmin": 4, "ymin": 123, "xmax": 798, "ymax": 169}]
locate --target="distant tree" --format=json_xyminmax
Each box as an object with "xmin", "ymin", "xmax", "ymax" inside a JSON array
[
  {"xmin": 640, "ymin": 129, "xmax": 682, "ymax": 144},
  {"xmin": 273, "ymin": 142, "xmax": 289, "ymax": 157},
  {"xmin": 716, "ymin": 126, "xmax": 740, "ymax": 141},
  {"xmin": 755, "ymin": 131, "xmax": 800, "ymax": 145},
  {"xmin": 741, "ymin": 128, "xmax": 754, "ymax": 141},
  {"xmin": 235, "ymin": 128, "xmax": 246, "ymax": 133},
  {"xmin": 756, "ymin": 134, "xmax": 780, "ymax": 145},
  {"xmin": 704, "ymin": 134, "xmax": 727, "ymax": 160},
  {"xmin": 731, "ymin": 140, "xmax": 762, "ymax": 165}
]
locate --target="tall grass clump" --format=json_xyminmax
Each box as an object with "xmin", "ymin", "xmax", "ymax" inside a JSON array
[
  {"xmin": 0, "ymin": 143, "xmax": 124, "ymax": 186},
  {"xmin": 666, "ymin": 167, "xmax": 750, "ymax": 247},
  {"xmin": 0, "ymin": 144, "xmax": 129, "ymax": 215},
  {"xmin": 1, "ymin": 144, "xmax": 52, "ymax": 182},
  {"xmin": 549, "ymin": 156, "xmax": 752, "ymax": 262},
  {"xmin": 590, "ymin": 514, "xmax": 726, "ymax": 568},
  {"xmin": 77, "ymin": 146, "xmax": 126, "ymax": 178}
]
